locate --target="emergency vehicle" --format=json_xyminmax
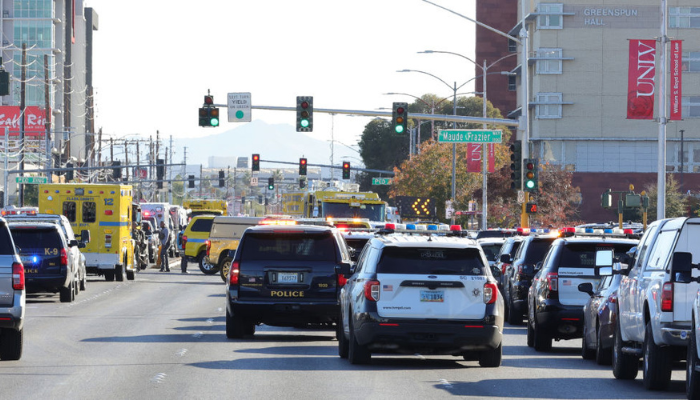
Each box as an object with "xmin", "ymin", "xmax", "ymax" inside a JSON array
[
  {"xmin": 282, "ymin": 187, "xmax": 386, "ymax": 222},
  {"xmin": 140, "ymin": 202, "xmax": 179, "ymax": 257},
  {"xmin": 38, "ymin": 183, "xmax": 137, "ymax": 281},
  {"xmin": 183, "ymin": 199, "xmax": 227, "ymax": 217}
]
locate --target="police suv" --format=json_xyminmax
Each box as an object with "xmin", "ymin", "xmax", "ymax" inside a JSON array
[{"xmin": 337, "ymin": 233, "xmax": 503, "ymax": 366}]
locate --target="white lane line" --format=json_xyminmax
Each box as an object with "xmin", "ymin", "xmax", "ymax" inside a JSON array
[
  {"xmin": 151, "ymin": 373, "xmax": 167, "ymax": 384},
  {"xmin": 175, "ymin": 348, "xmax": 188, "ymax": 357},
  {"xmin": 192, "ymin": 331, "xmax": 203, "ymax": 339},
  {"xmin": 414, "ymin": 353, "xmax": 426, "ymax": 360},
  {"xmin": 438, "ymin": 379, "xmax": 453, "ymax": 389}
]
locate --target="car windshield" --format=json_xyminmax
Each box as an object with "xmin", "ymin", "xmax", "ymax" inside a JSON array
[
  {"xmin": 558, "ymin": 242, "xmax": 636, "ymax": 268},
  {"xmin": 322, "ymin": 202, "xmax": 385, "ymax": 221},
  {"xmin": 377, "ymin": 247, "xmax": 485, "ymax": 275},
  {"xmin": 240, "ymin": 232, "xmax": 337, "ymax": 262}
]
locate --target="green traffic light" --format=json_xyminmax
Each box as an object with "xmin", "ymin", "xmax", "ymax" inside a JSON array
[
  {"xmin": 395, "ymin": 125, "xmax": 404, "ymax": 134},
  {"xmin": 525, "ymin": 180, "xmax": 535, "ymax": 189},
  {"xmin": 300, "ymin": 119, "xmax": 309, "ymax": 128},
  {"xmin": 210, "ymin": 118, "xmax": 219, "ymax": 127}
]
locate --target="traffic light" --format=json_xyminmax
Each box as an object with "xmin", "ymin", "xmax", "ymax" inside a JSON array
[
  {"xmin": 188, "ymin": 175, "xmax": 195, "ymax": 189},
  {"xmin": 299, "ymin": 158, "xmax": 307, "ymax": 176},
  {"xmin": 0, "ymin": 70, "xmax": 9, "ymax": 96},
  {"xmin": 267, "ymin": 177, "xmax": 274, "ymax": 190},
  {"xmin": 112, "ymin": 161, "xmax": 122, "ymax": 180},
  {"xmin": 296, "ymin": 96, "xmax": 313, "ymax": 132},
  {"xmin": 342, "ymin": 161, "xmax": 350, "ymax": 179},
  {"xmin": 66, "ymin": 162, "xmax": 74, "ymax": 181},
  {"xmin": 156, "ymin": 158, "xmax": 164, "ymax": 189},
  {"xmin": 523, "ymin": 158, "xmax": 538, "ymax": 192},
  {"xmin": 218, "ymin": 170, "xmax": 225, "ymax": 187},
  {"xmin": 252, "ymin": 154, "xmax": 260, "ymax": 172},
  {"xmin": 525, "ymin": 202, "xmax": 538, "ymax": 214},
  {"xmin": 198, "ymin": 95, "xmax": 219, "ymax": 127},
  {"xmin": 392, "ymin": 102, "xmax": 408, "ymax": 134},
  {"xmin": 510, "ymin": 140, "xmax": 522, "ymax": 190},
  {"xmin": 299, "ymin": 178, "xmax": 306, "ymax": 189}
]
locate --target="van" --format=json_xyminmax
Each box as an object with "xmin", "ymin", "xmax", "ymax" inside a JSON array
[
  {"xmin": 141, "ymin": 203, "xmax": 177, "ymax": 257},
  {"xmin": 208, "ymin": 216, "xmax": 261, "ymax": 281}
]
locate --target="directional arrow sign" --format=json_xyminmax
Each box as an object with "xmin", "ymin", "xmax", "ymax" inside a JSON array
[
  {"xmin": 15, "ymin": 176, "xmax": 47, "ymax": 184},
  {"xmin": 437, "ymin": 129, "xmax": 503, "ymax": 143}
]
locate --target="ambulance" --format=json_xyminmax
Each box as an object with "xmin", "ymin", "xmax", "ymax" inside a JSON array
[
  {"xmin": 38, "ymin": 183, "xmax": 137, "ymax": 282},
  {"xmin": 183, "ymin": 199, "xmax": 227, "ymax": 218}
]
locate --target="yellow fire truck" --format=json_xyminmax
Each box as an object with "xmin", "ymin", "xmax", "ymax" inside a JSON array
[
  {"xmin": 38, "ymin": 183, "xmax": 137, "ymax": 281},
  {"xmin": 183, "ymin": 199, "xmax": 228, "ymax": 218},
  {"xmin": 282, "ymin": 189, "xmax": 386, "ymax": 222}
]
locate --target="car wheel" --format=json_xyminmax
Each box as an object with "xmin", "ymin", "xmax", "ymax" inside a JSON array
[
  {"xmin": 338, "ymin": 318, "xmax": 349, "ymax": 359},
  {"xmin": 244, "ymin": 323, "xmax": 256, "ymax": 336},
  {"xmin": 126, "ymin": 254, "xmax": 136, "ymax": 281},
  {"xmin": 507, "ymin": 296, "xmax": 521, "ymax": 326},
  {"xmin": 59, "ymin": 280, "xmax": 75, "ymax": 303},
  {"xmin": 226, "ymin": 309, "xmax": 246, "ymax": 339},
  {"xmin": 348, "ymin": 315, "xmax": 371, "ymax": 365},
  {"xmin": 115, "ymin": 264, "xmax": 125, "ymax": 282},
  {"xmin": 643, "ymin": 320, "xmax": 671, "ymax": 390},
  {"xmin": 80, "ymin": 273, "xmax": 87, "ymax": 291},
  {"xmin": 198, "ymin": 252, "xmax": 218, "ymax": 275},
  {"xmin": 0, "ymin": 328, "xmax": 23, "ymax": 360},
  {"xmin": 687, "ymin": 319, "xmax": 700, "ymax": 399},
  {"xmin": 219, "ymin": 258, "xmax": 232, "ymax": 283},
  {"xmin": 581, "ymin": 325, "xmax": 595, "ymax": 360},
  {"xmin": 104, "ymin": 270, "xmax": 115, "ymax": 282},
  {"xmin": 73, "ymin": 274, "xmax": 80, "ymax": 296},
  {"xmin": 478, "ymin": 342, "xmax": 502, "ymax": 368},
  {"xmin": 533, "ymin": 317, "xmax": 552, "ymax": 352},
  {"xmin": 526, "ymin": 316, "xmax": 534, "ymax": 348},
  {"xmin": 612, "ymin": 319, "xmax": 638, "ymax": 380},
  {"xmin": 148, "ymin": 248, "xmax": 155, "ymax": 263},
  {"xmin": 596, "ymin": 323, "xmax": 612, "ymax": 365}
]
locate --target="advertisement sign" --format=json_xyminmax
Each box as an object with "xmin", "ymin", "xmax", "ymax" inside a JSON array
[
  {"xmin": 627, "ymin": 39, "xmax": 656, "ymax": 120},
  {"xmin": 466, "ymin": 143, "xmax": 496, "ymax": 173},
  {"xmin": 0, "ymin": 106, "xmax": 48, "ymax": 136},
  {"xmin": 670, "ymin": 40, "xmax": 682, "ymax": 121}
]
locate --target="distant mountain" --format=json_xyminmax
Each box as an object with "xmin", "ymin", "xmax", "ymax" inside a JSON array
[{"xmin": 172, "ymin": 120, "xmax": 360, "ymax": 176}]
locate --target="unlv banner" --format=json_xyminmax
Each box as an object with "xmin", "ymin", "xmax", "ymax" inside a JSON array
[
  {"xmin": 670, "ymin": 40, "xmax": 682, "ymax": 120},
  {"xmin": 466, "ymin": 143, "xmax": 496, "ymax": 173},
  {"xmin": 0, "ymin": 106, "xmax": 48, "ymax": 136},
  {"xmin": 627, "ymin": 39, "xmax": 656, "ymax": 120}
]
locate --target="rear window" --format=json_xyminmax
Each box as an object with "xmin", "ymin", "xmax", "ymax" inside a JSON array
[
  {"xmin": 377, "ymin": 247, "xmax": 485, "ymax": 275},
  {"xmin": 0, "ymin": 224, "xmax": 15, "ymax": 255},
  {"xmin": 558, "ymin": 242, "xmax": 636, "ymax": 268},
  {"xmin": 345, "ymin": 238, "xmax": 370, "ymax": 253},
  {"xmin": 523, "ymin": 238, "xmax": 556, "ymax": 264},
  {"xmin": 190, "ymin": 218, "xmax": 213, "ymax": 233},
  {"xmin": 211, "ymin": 222, "xmax": 253, "ymax": 238},
  {"xmin": 240, "ymin": 232, "xmax": 337, "ymax": 262},
  {"xmin": 10, "ymin": 227, "xmax": 63, "ymax": 249},
  {"xmin": 480, "ymin": 243, "xmax": 502, "ymax": 262}
]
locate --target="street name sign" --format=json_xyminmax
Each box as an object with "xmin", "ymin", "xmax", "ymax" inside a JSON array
[
  {"xmin": 437, "ymin": 129, "xmax": 503, "ymax": 143},
  {"xmin": 16, "ymin": 176, "xmax": 47, "ymax": 184},
  {"xmin": 371, "ymin": 178, "xmax": 392, "ymax": 185},
  {"xmin": 227, "ymin": 92, "xmax": 252, "ymax": 122}
]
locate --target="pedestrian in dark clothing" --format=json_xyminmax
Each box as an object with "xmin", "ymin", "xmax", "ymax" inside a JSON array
[{"xmin": 159, "ymin": 221, "xmax": 171, "ymax": 272}]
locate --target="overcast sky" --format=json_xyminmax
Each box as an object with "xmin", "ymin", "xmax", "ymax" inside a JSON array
[{"xmin": 89, "ymin": 0, "xmax": 478, "ymax": 149}]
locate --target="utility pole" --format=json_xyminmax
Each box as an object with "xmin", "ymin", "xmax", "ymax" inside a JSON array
[
  {"xmin": 18, "ymin": 43, "xmax": 26, "ymax": 206},
  {"xmin": 169, "ymin": 135, "xmax": 173, "ymax": 204},
  {"xmin": 199, "ymin": 164, "xmax": 203, "ymax": 198},
  {"xmin": 110, "ymin": 137, "xmax": 114, "ymax": 165},
  {"xmin": 136, "ymin": 140, "xmax": 140, "ymax": 200},
  {"xmin": 124, "ymin": 140, "xmax": 129, "ymax": 183},
  {"xmin": 97, "ymin": 128, "xmax": 102, "ymax": 182},
  {"xmin": 44, "ymin": 54, "xmax": 51, "ymax": 184}
]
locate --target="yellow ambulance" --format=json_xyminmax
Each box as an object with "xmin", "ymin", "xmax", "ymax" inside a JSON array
[
  {"xmin": 38, "ymin": 183, "xmax": 137, "ymax": 282},
  {"xmin": 183, "ymin": 199, "xmax": 228, "ymax": 218}
]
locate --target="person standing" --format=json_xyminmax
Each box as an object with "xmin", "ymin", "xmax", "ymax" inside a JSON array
[{"xmin": 159, "ymin": 221, "xmax": 171, "ymax": 272}]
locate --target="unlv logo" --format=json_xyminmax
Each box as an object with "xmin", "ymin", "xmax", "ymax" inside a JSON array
[{"xmin": 627, "ymin": 39, "xmax": 656, "ymax": 120}]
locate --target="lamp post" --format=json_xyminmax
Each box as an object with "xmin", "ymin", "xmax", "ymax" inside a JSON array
[{"xmin": 419, "ymin": 50, "xmax": 517, "ymax": 230}]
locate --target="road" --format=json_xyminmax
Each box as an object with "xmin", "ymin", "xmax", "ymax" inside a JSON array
[{"xmin": 0, "ymin": 259, "xmax": 686, "ymax": 400}]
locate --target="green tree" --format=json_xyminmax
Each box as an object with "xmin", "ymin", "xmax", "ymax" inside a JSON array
[
  {"xmin": 529, "ymin": 163, "xmax": 583, "ymax": 227},
  {"xmin": 644, "ymin": 174, "xmax": 688, "ymax": 221}
]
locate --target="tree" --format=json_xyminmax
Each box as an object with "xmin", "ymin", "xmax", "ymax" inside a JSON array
[
  {"xmin": 644, "ymin": 174, "xmax": 688, "ymax": 221},
  {"xmin": 529, "ymin": 163, "xmax": 583, "ymax": 227}
]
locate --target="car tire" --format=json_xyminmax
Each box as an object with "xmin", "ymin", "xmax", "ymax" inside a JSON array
[
  {"xmin": 198, "ymin": 252, "xmax": 218, "ymax": 275},
  {"xmin": 244, "ymin": 324, "xmax": 256, "ymax": 336},
  {"xmin": 612, "ymin": 319, "xmax": 638, "ymax": 380},
  {"xmin": 596, "ymin": 324, "xmax": 612, "ymax": 365},
  {"xmin": 219, "ymin": 258, "xmax": 232, "ymax": 283},
  {"xmin": 533, "ymin": 317, "xmax": 552, "ymax": 352},
  {"xmin": 348, "ymin": 315, "xmax": 370, "ymax": 365},
  {"xmin": 643, "ymin": 321, "xmax": 671, "ymax": 390},
  {"xmin": 581, "ymin": 325, "xmax": 595, "ymax": 360},
  {"xmin": 104, "ymin": 270, "xmax": 115, "ymax": 282},
  {"xmin": 73, "ymin": 275, "xmax": 79, "ymax": 296},
  {"xmin": 338, "ymin": 319, "xmax": 349, "ymax": 359},
  {"xmin": 80, "ymin": 272, "xmax": 87, "ymax": 291},
  {"xmin": 526, "ymin": 316, "xmax": 535, "ymax": 348},
  {"xmin": 479, "ymin": 342, "xmax": 502, "ymax": 368},
  {"xmin": 507, "ymin": 297, "xmax": 521, "ymax": 326},
  {"xmin": 59, "ymin": 280, "xmax": 74, "ymax": 303},
  {"xmin": 148, "ymin": 248, "xmax": 155, "ymax": 263},
  {"xmin": 0, "ymin": 328, "xmax": 23, "ymax": 360},
  {"xmin": 687, "ymin": 319, "xmax": 700, "ymax": 399},
  {"xmin": 115, "ymin": 264, "xmax": 125, "ymax": 282},
  {"xmin": 226, "ymin": 309, "xmax": 246, "ymax": 339},
  {"xmin": 126, "ymin": 254, "xmax": 136, "ymax": 281}
]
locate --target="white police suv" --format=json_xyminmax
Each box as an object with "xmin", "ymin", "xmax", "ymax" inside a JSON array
[{"xmin": 337, "ymin": 233, "xmax": 504, "ymax": 366}]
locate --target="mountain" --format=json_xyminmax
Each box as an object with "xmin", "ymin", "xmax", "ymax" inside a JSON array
[{"xmin": 172, "ymin": 120, "xmax": 360, "ymax": 174}]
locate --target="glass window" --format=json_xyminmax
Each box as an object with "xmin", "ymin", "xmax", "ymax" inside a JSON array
[
  {"xmin": 190, "ymin": 218, "xmax": 214, "ymax": 232},
  {"xmin": 682, "ymin": 96, "xmax": 700, "ymax": 118},
  {"xmin": 536, "ymin": 93, "xmax": 563, "ymax": 119},
  {"xmin": 537, "ymin": 3, "xmax": 563, "ymax": 29},
  {"xmin": 376, "ymin": 247, "xmax": 485, "ymax": 275},
  {"xmin": 536, "ymin": 48, "xmax": 563, "ymax": 74},
  {"xmin": 645, "ymin": 230, "xmax": 679, "ymax": 271},
  {"xmin": 62, "ymin": 201, "xmax": 76, "ymax": 222},
  {"xmin": 508, "ymin": 75, "xmax": 517, "ymax": 91},
  {"xmin": 240, "ymin": 232, "xmax": 337, "ymax": 262},
  {"xmin": 682, "ymin": 52, "xmax": 700, "ymax": 72},
  {"xmin": 524, "ymin": 238, "xmax": 557, "ymax": 264},
  {"xmin": 480, "ymin": 243, "xmax": 503, "ymax": 262},
  {"xmin": 508, "ymin": 39, "xmax": 517, "ymax": 53},
  {"xmin": 0, "ymin": 224, "xmax": 16, "ymax": 255},
  {"xmin": 670, "ymin": 7, "xmax": 700, "ymax": 28},
  {"xmin": 557, "ymin": 243, "xmax": 636, "ymax": 269},
  {"xmin": 82, "ymin": 202, "xmax": 97, "ymax": 223},
  {"xmin": 10, "ymin": 227, "xmax": 62, "ymax": 250}
]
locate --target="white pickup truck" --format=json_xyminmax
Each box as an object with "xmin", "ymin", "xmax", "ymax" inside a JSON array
[{"xmin": 613, "ymin": 217, "xmax": 700, "ymax": 391}]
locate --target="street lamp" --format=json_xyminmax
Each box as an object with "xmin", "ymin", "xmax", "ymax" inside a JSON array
[{"xmin": 419, "ymin": 50, "xmax": 517, "ymax": 230}]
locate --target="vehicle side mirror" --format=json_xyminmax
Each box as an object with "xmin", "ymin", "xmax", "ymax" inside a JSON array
[
  {"xmin": 80, "ymin": 230, "xmax": 91, "ymax": 244},
  {"xmin": 490, "ymin": 265, "xmax": 502, "ymax": 279},
  {"xmin": 671, "ymin": 251, "xmax": 695, "ymax": 283},
  {"xmin": 68, "ymin": 239, "xmax": 79, "ymax": 247},
  {"xmin": 598, "ymin": 266, "xmax": 613, "ymax": 276},
  {"xmin": 500, "ymin": 254, "xmax": 512, "ymax": 263},
  {"xmin": 78, "ymin": 242, "xmax": 86, "ymax": 249},
  {"xmin": 336, "ymin": 262, "xmax": 352, "ymax": 276},
  {"xmin": 578, "ymin": 282, "xmax": 595, "ymax": 297}
]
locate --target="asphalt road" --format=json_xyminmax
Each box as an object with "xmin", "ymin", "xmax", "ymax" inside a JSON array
[{"xmin": 0, "ymin": 259, "xmax": 687, "ymax": 400}]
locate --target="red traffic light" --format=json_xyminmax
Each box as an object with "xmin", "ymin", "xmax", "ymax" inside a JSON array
[
  {"xmin": 301, "ymin": 101, "xmax": 309, "ymax": 109},
  {"xmin": 396, "ymin": 107, "xmax": 405, "ymax": 114},
  {"xmin": 300, "ymin": 159, "xmax": 307, "ymax": 165},
  {"xmin": 204, "ymin": 95, "xmax": 214, "ymax": 105},
  {"xmin": 253, "ymin": 154, "xmax": 259, "ymax": 161},
  {"xmin": 526, "ymin": 162, "xmax": 534, "ymax": 170}
]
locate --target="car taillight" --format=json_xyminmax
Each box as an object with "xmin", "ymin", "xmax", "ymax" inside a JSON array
[
  {"xmin": 229, "ymin": 261, "xmax": 240, "ymax": 285},
  {"xmin": 483, "ymin": 282, "xmax": 497, "ymax": 304},
  {"xmin": 364, "ymin": 280, "xmax": 380, "ymax": 302},
  {"xmin": 337, "ymin": 274, "xmax": 347, "ymax": 287},
  {"xmin": 661, "ymin": 282, "xmax": 673, "ymax": 312},
  {"xmin": 546, "ymin": 272, "xmax": 558, "ymax": 292},
  {"xmin": 206, "ymin": 240, "xmax": 211, "ymax": 256},
  {"xmin": 60, "ymin": 248, "xmax": 68, "ymax": 267},
  {"xmin": 501, "ymin": 263, "xmax": 510, "ymax": 275},
  {"xmin": 12, "ymin": 262, "xmax": 24, "ymax": 290},
  {"xmin": 182, "ymin": 235, "xmax": 188, "ymax": 249}
]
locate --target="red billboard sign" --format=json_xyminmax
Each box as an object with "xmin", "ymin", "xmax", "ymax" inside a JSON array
[
  {"xmin": 627, "ymin": 39, "xmax": 656, "ymax": 120},
  {"xmin": 0, "ymin": 106, "xmax": 48, "ymax": 136}
]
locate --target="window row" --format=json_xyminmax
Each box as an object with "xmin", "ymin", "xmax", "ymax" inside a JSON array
[
  {"xmin": 535, "ymin": 4, "xmax": 700, "ymax": 30},
  {"xmin": 534, "ymin": 94, "xmax": 700, "ymax": 119}
]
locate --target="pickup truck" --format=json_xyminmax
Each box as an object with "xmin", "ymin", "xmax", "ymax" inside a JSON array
[{"xmin": 614, "ymin": 217, "xmax": 700, "ymax": 390}]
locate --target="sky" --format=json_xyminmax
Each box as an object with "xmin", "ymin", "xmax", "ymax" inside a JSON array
[{"xmin": 89, "ymin": 0, "xmax": 477, "ymax": 155}]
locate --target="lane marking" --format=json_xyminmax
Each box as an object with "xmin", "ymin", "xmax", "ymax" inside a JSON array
[
  {"xmin": 151, "ymin": 373, "xmax": 167, "ymax": 384},
  {"xmin": 414, "ymin": 353, "xmax": 426, "ymax": 360}
]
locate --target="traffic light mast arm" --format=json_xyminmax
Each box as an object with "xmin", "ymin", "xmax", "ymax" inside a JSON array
[{"xmin": 255, "ymin": 158, "xmax": 394, "ymax": 175}]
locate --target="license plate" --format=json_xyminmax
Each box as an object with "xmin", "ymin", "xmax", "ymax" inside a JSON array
[
  {"xmin": 277, "ymin": 272, "xmax": 298, "ymax": 284},
  {"xmin": 420, "ymin": 290, "xmax": 444, "ymax": 302}
]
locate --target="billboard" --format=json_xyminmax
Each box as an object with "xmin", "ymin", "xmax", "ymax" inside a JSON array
[{"xmin": 0, "ymin": 106, "xmax": 49, "ymax": 136}]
